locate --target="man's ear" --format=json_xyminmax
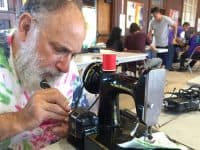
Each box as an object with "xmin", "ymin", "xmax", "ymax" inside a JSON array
[{"xmin": 18, "ymin": 13, "xmax": 33, "ymax": 41}]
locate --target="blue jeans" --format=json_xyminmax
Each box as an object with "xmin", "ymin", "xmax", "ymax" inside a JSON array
[
  {"xmin": 146, "ymin": 49, "xmax": 157, "ymax": 59},
  {"xmin": 145, "ymin": 58, "xmax": 162, "ymax": 69},
  {"xmin": 156, "ymin": 46, "xmax": 168, "ymax": 67},
  {"xmin": 166, "ymin": 44, "xmax": 175, "ymax": 69}
]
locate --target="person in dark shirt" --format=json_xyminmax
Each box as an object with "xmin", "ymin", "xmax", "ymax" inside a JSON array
[
  {"xmin": 106, "ymin": 27, "xmax": 123, "ymax": 52},
  {"xmin": 124, "ymin": 23, "xmax": 162, "ymax": 70},
  {"xmin": 124, "ymin": 23, "xmax": 152, "ymax": 52},
  {"xmin": 182, "ymin": 22, "xmax": 191, "ymax": 44},
  {"xmin": 179, "ymin": 33, "xmax": 200, "ymax": 71}
]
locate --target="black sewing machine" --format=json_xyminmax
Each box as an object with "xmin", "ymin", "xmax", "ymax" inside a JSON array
[
  {"xmin": 67, "ymin": 59, "xmax": 167, "ymax": 150},
  {"xmin": 40, "ymin": 60, "xmax": 191, "ymax": 149}
]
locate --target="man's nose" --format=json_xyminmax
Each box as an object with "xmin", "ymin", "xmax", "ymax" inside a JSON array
[{"xmin": 56, "ymin": 55, "xmax": 71, "ymax": 73}]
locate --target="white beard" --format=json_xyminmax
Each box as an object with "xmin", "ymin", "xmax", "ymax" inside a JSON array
[{"xmin": 14, "ymin": 25, "xmax": 63, "ymax": 91}]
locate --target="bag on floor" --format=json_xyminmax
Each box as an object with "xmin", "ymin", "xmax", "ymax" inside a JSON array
[{"xmin": 163, "ymin": 86, "xmax": 200, "ymax": 112}]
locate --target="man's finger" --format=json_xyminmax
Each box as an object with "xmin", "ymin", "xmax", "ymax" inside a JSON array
[
  {"xmin": 39, "ymin": 88, "xmax": 70, "ymax": 111},
  {"xmin": 44, "ymin": 103, "xmax": 69, "ymax": 116},
  {"xmin": 50, "ymin": 99, "xmax": 70, "ymax": 112},
  {"xmin": 46, "ymin": 112, "xmax": 67, "ymax": 121},
  {"xmin": 52, "ymin": 123, "xmax": 69, "ymax": 138}
]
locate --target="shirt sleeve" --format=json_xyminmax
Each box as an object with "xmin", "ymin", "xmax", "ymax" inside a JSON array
[
  {"xmin": 0, "ymin": 38, "xmax": 17, "ymax": 113},
  {"xmin": 164, "ymin": 16, "xmax": 175, "ymax": 26},
  {"xmin": 70, "ymin": 61, "xmax": 89, "ymax": 108},
  {"xmin": 146, "ymin": 34, "xmax": 152, "ymax": 45},
  {"xmin": 148, "ymin": 20, "xmax": 153, "ymax": 32},
  {"xmin": 0, "ymin": 67, "xmax": 17, "ymax": 113}
]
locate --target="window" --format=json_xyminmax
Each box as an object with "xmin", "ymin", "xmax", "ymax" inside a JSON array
[
  {"xmin": 82, "ymin": 6, "xmax": 97, "ymax": 48},
  {"xmin": 182, "ymin": 0, "xmax": 197, "ymax": 27},
  {"xmin": 0, "ymin": 0, "xmax": 8, "ymax": 11},
  {"xmin": 22, "ymin": 0, "xmax": 27, "ymax": 5},
  {"xmin": 151, "ymin": 0, "xmax": 164, "ymax": 8}
]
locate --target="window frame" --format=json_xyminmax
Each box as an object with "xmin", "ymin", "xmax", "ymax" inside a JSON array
[
  {"xmin": 0, "ymin": 0, "xmax": 8, "ymax": 11},
  {"xmin": 182, "ymin": 0, "xmax": 197, "ymax": 27}
]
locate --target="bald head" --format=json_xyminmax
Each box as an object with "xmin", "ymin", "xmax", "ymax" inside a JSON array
[{"xmin": 39, "ymin": 2, "xmax": 86, "ymax": 53}]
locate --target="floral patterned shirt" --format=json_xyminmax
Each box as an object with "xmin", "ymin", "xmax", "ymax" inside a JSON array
[{"xmin": 0, "ymin": 31, "xmax": 89, "ymax": 149}]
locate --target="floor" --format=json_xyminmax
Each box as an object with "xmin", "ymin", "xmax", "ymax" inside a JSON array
[
  {"xmin": 160, "ymin": 70, "xmax": 200, "ymax": 150},
  {"xmin": 119, "ymin": 66, "xmax": 200, "ymax": 149}
]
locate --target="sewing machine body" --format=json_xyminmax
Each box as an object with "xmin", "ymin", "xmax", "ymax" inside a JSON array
[
  {"xmin": 89, "ymin": 69, "xmax": 166, "ymax": 149},
  {"xmin": 69, "ymin": 62, "xmax": 166, "ymax": 150}
]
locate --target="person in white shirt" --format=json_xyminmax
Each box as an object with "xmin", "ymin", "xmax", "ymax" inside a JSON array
[{"xmin": 148, "ymin": 7, "xmax": 177, "ymax": 71}]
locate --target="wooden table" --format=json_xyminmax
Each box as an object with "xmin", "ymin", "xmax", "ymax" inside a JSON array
[
  {"xmin": 145, "ymin": 46, "xmax": 168, "ymax": 53},
  {"xmin": 156, "ymin": 48, "xmax": 168, "ymax": 53}
]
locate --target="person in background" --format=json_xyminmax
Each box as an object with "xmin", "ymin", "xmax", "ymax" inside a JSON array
[
  {"xmin": 168, "ymin": 18, "xmax": 185, "ymax": 67},
  {"xmin": 125, "ymin": 23, "xmax": 152, "ymax": 52},
  {"xmin": 148, "ymin": 7, "xmax": 177, "ymax": 71},
  {"xmin": 124, "ymin": 23, "xmax": 162, "ymax": 70},
  {"xmin": 0, "ymin": 0, "xmax": 88, "ymax": 149},
  {"xmin": 181, "ymin": 22, "xmax": 191, "ymax": 44},
  {"xmin": 106, "ymin": 27, "xmax": 123, "ymax": 52},
  {"xmin": 170, "ymin": 20, "xmax": 190, "ymax": 63},
  {"xmin": 179, "ymin": 33, "xmax": 200, "ymax": 71}
]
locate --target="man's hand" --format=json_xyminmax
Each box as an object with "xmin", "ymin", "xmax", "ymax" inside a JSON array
[
  {"xmin": 173, "ymin": 38, "xmax": 184, "ymax": 47},
  {"xmin": 0, "ymin": 88, "xmax": 71, "ymax": 141},
  {"xmin": 51, "ymin": 121, "xmax": 70, "ymax": 138},
  {"xmin": 150, "ymin": 44, "xmax": 157, "ymax": 52},
  {"xmin": 19, "ymin": 88, "xmax": 70, "ymax": 131}
]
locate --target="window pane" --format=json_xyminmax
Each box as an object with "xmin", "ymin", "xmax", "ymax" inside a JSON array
[
  {"xmin": 0, "ymin": 0, "xmax": 8, "ymax": 11},
  {"xmin": 151, "ymin": 0, "xmax": 164, "ymax": 8},
  {"xmin": 182, "ymin": 0, "xmax": 197, "ymax": 26}
]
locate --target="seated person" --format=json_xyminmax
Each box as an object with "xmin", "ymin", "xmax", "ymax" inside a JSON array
[
  {"xmin": 179, "ymin": 33, "xmax": 200, "ymax": 71},
  {"xmin": 124, "ymin": 23, "xmax": 162, "ymax": 70},
  {"xmin": 106, "ymin": 27, "xmax": 123, "ymax": 52},
  {"xmin": 180, "ymin": 22, "xmax": 190, "ymax": 45},
  {"xmin": 172, "ymin": 22, "xmax": 191, "ymax": 64},
  {"xmin": 0, "ymin": 0, "xmax": 88, "ymax": 149}
]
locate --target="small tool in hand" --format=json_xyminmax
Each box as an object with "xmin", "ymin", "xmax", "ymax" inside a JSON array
[{"xmin": 40, "ymin": 79, "xmax": 51, "ymax": 89}]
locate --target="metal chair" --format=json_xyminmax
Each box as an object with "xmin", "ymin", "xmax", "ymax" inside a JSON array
[{"xmin": 186, "ymin": 46, "xmax": 200, "ymax": 74}]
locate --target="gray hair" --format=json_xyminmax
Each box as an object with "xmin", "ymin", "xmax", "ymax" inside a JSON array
[
  {"xmin": 17, "ymin": 0, "xmax": 82, "ymax": 26},
  {"xmin": 19, "ymin": 0, "xmax": 81, "ymax": 14}
]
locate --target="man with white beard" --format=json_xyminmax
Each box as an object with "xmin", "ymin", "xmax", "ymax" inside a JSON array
[{"xmin": 0, "ymin": 0, "xmax": 88, "ymax": 149}]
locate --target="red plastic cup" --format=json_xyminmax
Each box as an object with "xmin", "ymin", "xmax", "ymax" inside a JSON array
[{"xmin": 102, "ymin": 54, "xmax": 116, "ymax": 72}]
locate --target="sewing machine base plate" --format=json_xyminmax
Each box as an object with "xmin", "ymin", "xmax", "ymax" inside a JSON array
[
  {"xmin": 84, "ymin": 109, "xmax": 192, "ymax": 150},
  {"xmin": 84, "ymin": 109, "xmax": 153, "ymax": 150},
  {"xmin": 69, "ymin": 109, "xmax": 191, "ymax": 150}
]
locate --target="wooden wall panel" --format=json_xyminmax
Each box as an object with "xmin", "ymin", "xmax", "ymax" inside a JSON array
[
  {"xmin": 195, "ymin": 0, "xmax": 200, "ymax": 32},
  {"xmin": 97, "ymin": 0, "xmax": 112, "ymax": 43},
  {"xmin": 164, "ymin": 0, "xmax": 184, "ymax": 19}
]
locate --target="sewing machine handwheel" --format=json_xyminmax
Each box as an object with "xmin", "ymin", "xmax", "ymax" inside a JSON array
[{"xmin": 82, "ymin": 62, "xmax": 102, "ymax": 94}]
